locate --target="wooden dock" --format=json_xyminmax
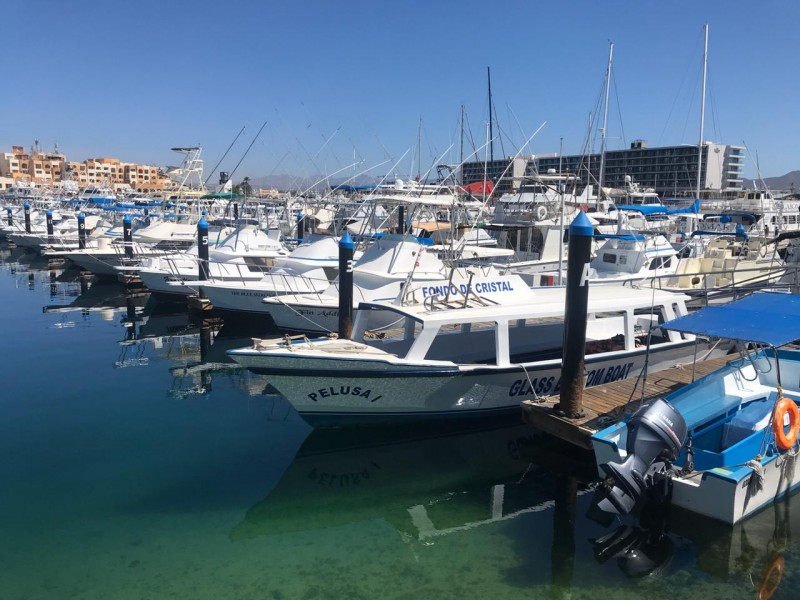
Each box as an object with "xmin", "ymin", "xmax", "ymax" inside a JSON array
[{"xmin": 521, "ymin": 355, "xmax": 732, "ymax": 450}]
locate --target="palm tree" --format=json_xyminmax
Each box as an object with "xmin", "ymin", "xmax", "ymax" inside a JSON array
[{"xmin": 233, "ymin": 177, "xmax": 253, "ymax": 197}]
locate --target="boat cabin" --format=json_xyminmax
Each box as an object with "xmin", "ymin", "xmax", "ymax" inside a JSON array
[{"xmin": 351, "ymin": 283, "xmax": 692, "ymax": 367}]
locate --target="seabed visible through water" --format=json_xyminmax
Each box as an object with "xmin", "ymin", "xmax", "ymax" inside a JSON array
[{"xmin": 0, "ymin": 242, "xmax": 797, "ymax": 599}]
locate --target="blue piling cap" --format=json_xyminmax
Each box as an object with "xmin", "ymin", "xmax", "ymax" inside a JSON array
[
  {"xmin": 78, "ymin": 212, "xmax": 85, "ymax": 219},
  {"xmin": 339, "ymin": 231, "xmax": 354, "ymax": 249},
  {"xmin": 123, "ymin": 213, "xmax": 131, "ymax": 223},
  {"xmin": 297, "ymin": 212, "xmax": 304, "ymax": 220},
  {"xmin": 569, "ymin": 211, "xmax": 594, "ymax": 237},
  {"xmin": 198, "ymin": 217, "xmax": 208, "ymax": 228},
  {"xmin": 24, "ymin": 202, "xmax": 30, "ymax": 209},
  {"xmin": 201, "ymin": 209, "xmax": 207, "ymax": 215},
  {"xmin": 6, "ymin": 207, "xmax": 11, "ymax": 213},
  {"xmin": 735, "ymin": 223, "xmax": 748, "ymax": 239},
  {"xmin": 46, "ymin": 210, "xmax": 52, "ymax": 217}
]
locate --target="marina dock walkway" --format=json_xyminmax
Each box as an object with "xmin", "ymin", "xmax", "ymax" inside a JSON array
[{"xmin": 521, "ymin": 354, "xmax": 732, "ymax": 449}]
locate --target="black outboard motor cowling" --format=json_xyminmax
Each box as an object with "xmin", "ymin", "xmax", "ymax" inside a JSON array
[{"xmin": 597, "ymin": 397, "xmax": 687, "ymax": 515}]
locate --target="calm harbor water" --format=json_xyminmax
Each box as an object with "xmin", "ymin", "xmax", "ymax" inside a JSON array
[{"xmin": 1, "ymin": 241, "xmax": 798, "ymax": 599}]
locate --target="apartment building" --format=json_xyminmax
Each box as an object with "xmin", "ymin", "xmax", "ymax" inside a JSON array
[{"xmin": 0, "ymin": 144, "xmax": 169, "ymax": 191}]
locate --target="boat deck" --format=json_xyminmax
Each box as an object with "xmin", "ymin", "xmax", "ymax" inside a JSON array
[{"xmin": 521, "ymin": 354, "xmax": 732, "ymax": 449}]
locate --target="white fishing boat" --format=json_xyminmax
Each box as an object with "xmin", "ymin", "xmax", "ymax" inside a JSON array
[
  {"xmin": 537, "ymin": 232, "xmax": 678, "ymax": 287},
  {"xmin": 228, "ymin": 283, "xmax": 714, "ymax": 426},
  {"xmin": 651, "ymin": 231, "xmax": 786, "ymax": 303},
  {"xmin": 137, "ymin": 226, "xmax": 288, "ymax": 296},
  {"xmin": 197, "ymin": 235, "xmax": 346, "ymax": 313},
  {"xmin": 592, "ymin": 292, "xmax": 800, "ymax": 525},
  {"xmin": 258, "ymin": 234, "xmax": 482, "ymax": 333}
]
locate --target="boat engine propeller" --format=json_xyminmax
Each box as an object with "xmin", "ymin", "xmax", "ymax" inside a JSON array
[{"xmin": 597, "ymin": 398, "xmax": 687, "ymax": 516}]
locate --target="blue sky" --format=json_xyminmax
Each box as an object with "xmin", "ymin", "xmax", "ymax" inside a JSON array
[{"xmin": 4, "ymin": 0, "xmax": 798, "ymax": 183}]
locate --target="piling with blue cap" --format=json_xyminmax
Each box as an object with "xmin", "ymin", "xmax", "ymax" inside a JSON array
[
  {"xmin": 397, "ymin": 205, "xmax": 405, "ymax": 235},
  {"xmin": 297, "ymin": 212, "xmax": 305, "ymax": 243},
  {"xmin": 24, "ymin": 202, "xmax": 31, "ymax": 233},
  {"xmin": 338, "ymin": 231, "xmax": 355, "ymax": 338},
  {"xmin": 46, "ymin": 210, "xmax": 54, "ymax": 244},
  {"xmin": 77, "ymin": 212, "xmax": 87, "ymax": 249},
  {"xmin": 197, "ymin": 216, "xmax": 209, "ymax": 281},
  {"xmin": 123, "ymin": 214, "xmax": 133, "ymax": 259},
  {"xmin": 556, "ymin": 211, "xmax": 594, "ymax": 418},
  {"xmin": 6, "ymin": 206, "xmax": 13, "ymax": 226},
  {"xmin": 233, "ymin": 203, "xmax": 239, "ymax": 221}
]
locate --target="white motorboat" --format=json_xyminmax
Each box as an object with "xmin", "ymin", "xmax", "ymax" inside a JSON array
[
  {"xmin": 197, "ymin": 235, "xmax": 346, "ymax": 313},
  {"xmin": 137, "ymin": 225, "xmax": 288, "ymax": 296},
  {"xmin": 538, "ymin": 232, "xmax": 679, "ymax": 287},
  {"xmin": 652, "ymin": 232, "xmax": 786, "ymax": 303},
  {"xmin": 592, "ymin": 292, "xmax": 800, "ymax": 525},
  {"xmin": 229, "ymin": 283, "xmax": 714, "ymax": 426},
  {"xmin": 258, "ymin": 234, "xmax": 485, "ymax": 333}
]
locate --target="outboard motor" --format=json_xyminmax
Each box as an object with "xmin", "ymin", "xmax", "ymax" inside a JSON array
[
  {"xmin": 597, "ymin": 398, "xmax": 687, "ymax": 515},
  {"xmin": 592, "ymin": 524, "xmax": 675, "ymax": 579}
]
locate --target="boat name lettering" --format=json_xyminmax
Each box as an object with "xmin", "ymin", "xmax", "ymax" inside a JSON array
[
  {"xmin": 420, "ymin": 280, "xmax": 515, "ymax": 298},
  {"xmin": 307, "ymin": 462, "xmax": 381, "ymax": 487},
  {"xmin": 231, "ymin": 290, "xmax": 269, "ymax": 297},
  {"xmin": 507, "ymin": 362, "xmax": 635, "ymax": 397},
  {"xmin": 585, "ymin": 362, "xmax": 635, "ymax": 387},
  {"xmin": 509, "ymin": 376, "xmax": 557, "ymax": 397},
  {"xmin": 307, "ymin": 385, "xmax": 383, "ymax": 403}
]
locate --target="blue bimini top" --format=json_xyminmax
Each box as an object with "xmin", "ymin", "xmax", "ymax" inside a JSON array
[{"xmin": 662, "ymin": 292, "xmax": 800, "ymax": 347}]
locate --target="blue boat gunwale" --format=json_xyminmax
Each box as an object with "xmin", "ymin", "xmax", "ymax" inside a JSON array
[{"xmin": 594, "ymin": 348, "xmax": 800, "ymax": 474}]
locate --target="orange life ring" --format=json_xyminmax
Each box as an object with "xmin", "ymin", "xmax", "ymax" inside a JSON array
[
  {"xmin": 772, "ymin": 398, "xmax": 800, "ymax": 451},
  {"xmin": 758, "ymin": 554, "xmax": 784, "ymax": 600}
]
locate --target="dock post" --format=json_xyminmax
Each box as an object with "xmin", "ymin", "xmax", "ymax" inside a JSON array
[
  {"xmin": 77, "ymin": 212, "xmax": 87, "ymax": 250},
  {"xmin": 551, "ymin": 475, "xmax": 578, "ymax": 595},
  {"xmin": 338, "ymin": 231, "xmax": 355, "ymax": 339},
  {"xmin": 6, "ymin": 207, "xmax": 11, "ymax": 226},
  {"xmin": 24, "ymin": 202, "xmax": 31, "ymax": 233},
  {"xmin": 297, "ymin": 212, "xmax": 304, "ymax": 243},
  {"xmin": 397, "ymin": 205, "xmax": 405, "ymax": 234},
  {"xmin": 197, "ymin": 216, "xmax": 209, "ymax": 281},
  {"xmin": 556, "ymin": 211, "xmax": 593, "ymax": 418},
  {"xmin": 123, "ymin": 214, "xmax": 133, "ymax": 259},
  {"xmin": 233, "ymin": 203, "xmax": 239, "ymax": 221},
  {"xmin": 46, "ymin": 210, "xmax": 54, "ymax": 245}
]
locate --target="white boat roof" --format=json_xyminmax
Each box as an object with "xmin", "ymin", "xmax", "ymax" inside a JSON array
[{"xmin": 359, "ymin": 285, "xmax": 690, "ymax": 326}]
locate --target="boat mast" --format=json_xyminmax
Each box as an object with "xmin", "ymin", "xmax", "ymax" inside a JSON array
[
  {"xmin": 459, "ymin": 104, "xmax": 465, "ymax": 186},
  {"xmin": 487, "ymin": 66, "xmax": 494, "ymax": 162},
  {"xmin": 598, "ymin": 41, "xmax": 614, "ymax": 198},
  {"xmin": 696, "ymin": 23, "xmax": 708, "ymax": 200},
  {"xmin": 558, "ymin": 136, "xmax": 565, "ymax": 285}
]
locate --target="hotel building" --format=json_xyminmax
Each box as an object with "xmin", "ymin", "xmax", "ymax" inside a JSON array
[{"xmin": 461, "ymin": 140, "xmax": 745, "ymax": 197}]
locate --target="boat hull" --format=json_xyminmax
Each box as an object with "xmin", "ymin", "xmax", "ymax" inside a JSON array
[
  {"xmin": 234, "ymin": 340, "xmax": 709, "ymax": 425},
  {"xmin": 670, "ymin": 454, "xmax": 800, "ymax": 524},
  {"xmin": 200, "ymin": 277, "xmax": 330, "ymax": 314}
]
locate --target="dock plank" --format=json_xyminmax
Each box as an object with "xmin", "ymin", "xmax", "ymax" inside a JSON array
[{"xmin": 521, "ymin": 355, "xmax": 731, "ymax": 449}]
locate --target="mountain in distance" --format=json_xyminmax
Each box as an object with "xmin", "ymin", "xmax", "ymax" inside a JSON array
[{"xmin": 741, "ymin": 170, "xmax": 799, "ymax": 192}]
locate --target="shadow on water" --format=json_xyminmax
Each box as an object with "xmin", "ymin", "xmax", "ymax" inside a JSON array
[{"xmin": 230, "ymin": 417, "xmax": 562, "ymax": 540}]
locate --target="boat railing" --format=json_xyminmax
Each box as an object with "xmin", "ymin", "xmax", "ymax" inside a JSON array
[
  {"xmin": 257, "ymin": 270, "xmax": 331, "ymax": 295},
  {"xmin": 638, "ymin": 263, "xmax": 800, "ymax": 306}
]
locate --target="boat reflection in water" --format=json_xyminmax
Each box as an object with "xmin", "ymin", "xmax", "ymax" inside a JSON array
[
  {"xmin": 119, "ymin": 295, "xmax": 273, "ymax": 400},
  {"xmin": 591, "ymin": 492, "xmax": 798, "ymax": 597},
  {"xmin": 230, "ymin": 419, "xmax": 581, "ymax": 542}
]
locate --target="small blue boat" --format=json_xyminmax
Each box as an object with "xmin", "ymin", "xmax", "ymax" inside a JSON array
[{"xmin": 592, "ymin": 292, "xmax": 800, "ymax": 524}]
